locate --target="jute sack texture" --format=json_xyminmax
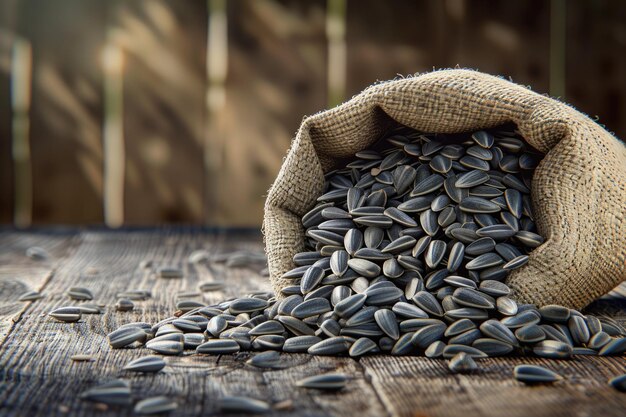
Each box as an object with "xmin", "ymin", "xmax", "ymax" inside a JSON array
[{"xmin": 263, "ymin": 69, "xmax": 626, "ymax": 310}]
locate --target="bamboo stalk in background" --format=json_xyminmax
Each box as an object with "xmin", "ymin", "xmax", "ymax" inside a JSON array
[
  {"xmin": 550, "ymin": 0, "xmax": 566, "ymax": 98},
  {"xmin": 11, "ymin": 38, "xmax": 33, "ymax": 228},
  {"xmin": 102, "ymin": 36, "xmax": 125, "ymax": 228},
  {"xmin": 326, "ymin": 0, "xmax": 347, "ymax": 108},
  {"xmin": 204, "ymin": 0, "xmax": 228, "ymax": 224}
]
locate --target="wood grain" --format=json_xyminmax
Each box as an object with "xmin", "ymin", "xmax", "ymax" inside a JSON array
[{"xmin": 0, "ymin": 229, "xmax": 624, "ymax": 417}]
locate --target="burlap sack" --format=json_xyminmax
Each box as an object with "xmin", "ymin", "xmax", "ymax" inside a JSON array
[{"xmin": 263, "ymin": 69, "xmax": 626, "ymax": 310}]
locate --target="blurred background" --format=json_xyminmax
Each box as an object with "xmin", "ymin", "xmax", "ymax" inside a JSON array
[{"xmin": 1, "ymin": 0, "xmax": 625, "ymax": 228}]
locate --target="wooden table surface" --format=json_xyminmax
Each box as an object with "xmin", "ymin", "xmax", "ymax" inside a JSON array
[{"xmin": 0, "ymin": 228, "xmax": 625, "ymax": 417}]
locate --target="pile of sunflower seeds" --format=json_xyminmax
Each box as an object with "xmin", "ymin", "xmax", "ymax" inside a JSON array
[
  {"xmin": 44, "ymin": 126, "xmax": 625, "ymax": 411},
  {"xmin": 105, "ymin": 127, "xmax": 626, "ymax": 364}
]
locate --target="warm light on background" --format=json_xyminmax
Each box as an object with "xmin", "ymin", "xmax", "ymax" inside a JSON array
[{"xmin": 0, "ymin": 0, "xmax": 624, "ymax": 227}]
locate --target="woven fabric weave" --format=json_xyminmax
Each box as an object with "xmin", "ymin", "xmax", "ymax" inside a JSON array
[{"xmin": 263, "ymin": 69, "xmax": 626, "ymax": 309}]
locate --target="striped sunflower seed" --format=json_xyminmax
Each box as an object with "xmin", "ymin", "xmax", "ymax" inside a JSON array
[
  {"xmin": 80, "ymin": 380, "xmax": 132, "ymax": 406},
  {"xmin": 219, "ymin": 396, "xmax": 271, "ymax": 414},
  {"xmin": 134, "ymin": 396, "xmax": 177, "ymax": 415},
  {"xmin": 246, "ymin": 351, "xmax": 282, "ymax": 368},
  {"xmin": 108, "ymin": 327, "xmax": 146, "ymax": 349},
  {"xmin": 296, "ymin": 373, "xmax": 348, "ymax": 390},
  {"xmin": 514, "ymin": 364, "xmax": 561, "ymax": 384},
  {"xmin": 196, "ymin": 339, "xmax": 240, "ymax": 354},
  {"xmin": 49, "ymin": 307, "xmax": 81, "ymax": 323},
  {"xmin": 124, "ymin": 356, "xmax": 166, "ymax": 373},
  {"xmin": 448, "ymin": 352, "xmax": 478, "ymax": 373},
  {"xmin": 18, "ymin": 290, "xmax": 43, "ymax": 301},
  {"xmin": 67, "ymin": 287, "xmax": 93, "ymax": 301},
  {"xmin": 158, "ymin": 267, "xmax": 184, "ymax": 279},
  {"xmin": 609, "ymin": 374, "xmax": 626, "ymax": 392},
  {"xmin": 349, "ymin": 337, "xmax": 378, "ymax": 357}
]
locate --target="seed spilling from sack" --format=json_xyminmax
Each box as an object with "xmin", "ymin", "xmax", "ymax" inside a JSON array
[{"xmin": 100, "ymin": 127, "xmax": 625, "ymax": 389}]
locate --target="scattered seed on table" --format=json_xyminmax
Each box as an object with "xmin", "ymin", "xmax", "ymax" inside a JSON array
[
  {"xmin": 134, "ymin": 396, "xmax": 177, "ymax": 415},
  {"xmin": 158, "ymin": 267, "xmax": 184, "ymax": 279},
  {"xmin": 296, "ymin": 373, "xmax": 348, "ymax": 390},
  {"xmin": 609, "ymin": 374, "xmax": 626, "ymax": 392},
  {"xmin": 18, "ymin": 290, "xmax": 43, "ymax": 302},
  {"xmin": 80, "ymin": 380, "xmax": 132, "ymax": 406},
  {"xmin": 67, "ymin": 287, "xmax": 93, "ymax": 301},
  {"xmin": 49, "ymin": 307, "xmax": 81, "ymax": 323},
  {"xmin": 124, "ymin": 356, "xmax": 166, "ymax": 373},
  {"xmin": 514, "ymin": 365, "xmax": 562, "ymax": 384},
  {"xmin": 26, "ymin": 246, "xmax": 48, "ymax": 260},
  {"xmin": 116, "ymin": 298, "xmax": 134, "ymax": 312},
  {"xmin": 219, "ymin": 396, "xmax": 271, "ymax": 414}
]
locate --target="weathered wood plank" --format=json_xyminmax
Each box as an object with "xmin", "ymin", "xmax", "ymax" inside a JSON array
[
  {"xmin": 360, "ymin": 354, "xmax": 626, "ymax": 417},
  {"xmin": 0, "ymin": 230, "xmax": 389, "ymax": 417},
  {"xmin": 0, "ymin": 230, "xmax": 77, "ymax": 341}
]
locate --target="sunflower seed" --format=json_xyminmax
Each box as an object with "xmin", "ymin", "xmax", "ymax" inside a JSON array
[
  {"xmin": 472, "ymin": 131, "xmax": 494, "ymax": 148},
  {"xmin": 67, "ymin": 287, "xmax": 93, "ymax": 301},
  {"xmin": 420, "ymin": 210, "xmax": 439, "ymax": 236},
  {"xmin": 447, "ymin": 242, "xmax": 465, "ymax": 272},
  {"xmin": 465, "ymin": 237, "xmax": 496, "ymax": 256},
  {"xmin": 425, "ymin": 240, "xmax": 446, "ymax": 269},
  {"xmin": 158, "ymin": 267, "xmax": 184, "ymax": 279},
  {"xmin": 297, "ymin": 373, "xmax": 347, "ymax": 390},
  {"xmin": 472, "ymin": 338, "xmax": 514, "ymax": 356},
  {"xmin": 18, "ymin": 290, "xmax": 43, "ymax": 301},
  {"xmin": 588, "ymin": 331, "xmax": 611, "ymax": 350},
  {"xmin": 249, "ymin": 320, "xmax": 285, "ymax": 336},
  {"xmin": 411, "ymin": 323, "xmax": 446, "ymax": 348},
  {"xmin": 423, "ymin": 340, "xmax": 445, "ymax": 358},
  {"xmin": 568, "ymin": 315, "xmax": 590, "ymax": 345},
  {"xmin": 124, "ymin": 356, "xmax": 166, "ymax": 373},
  {"xmin": 391, "ymin": 332, "xmax": 416, "ymax": 355},
  {"xmin": 134, "ymin": 396, "xmax": 177, "ymax": 415},
  {"xmin": 515, "ymin": 230, "xmax": 544, "ymax": 247},
  {"xmin": 452, "ymin": 288, "xmax": 495, "ymax": 309},
  {"xmin": 412, "ymin": 291, "xmax": 444, "ymax": 317},
  {"xmin": 444, "ymin": 319, "xmax": 476, "ymax": 337},
  {"xmin": 349, "ymin": 337, "xmax": 378, "ymax": 357},
  {"xmin": 514, "ymin": 324, "xmax": 545, "ymax": 343},
  {"xmin": 538, "ymin": 305, "xmax": 571, "ymax": 323},
  {"xmin": 199, "ymin": 282, "xmax": 225, "ymax": 292},
  {"xmin": 282, "ymin": 335, "xmax": 322, "ymax": 352},
  {"xmin": 609, "ymin": 374, "xmax": 626, "ymax": 392},
  {"xmin": 115, "ymin": 298, "xmax": 134, "ymax": 312},
  {"xmin": 443, "ymin": 344, "xmax": 488, "ymax": 359},
  {"xmin": 347, "ymin": 258, "xmax": 381, "ymax": 278},
  {"xmin": 229, "ymin": 298, "xmax": 269, "ymax": 314},
  {"xmin": 465, "ymin": 253, "xmax": 503, "ymax": 270},
  {"xmin": 146, "ymin": 339, "xmax": 184, "ymax": 355},
  {"xmin": 80, "ymin": 380, "xmax": 132, "ymax": 406},
  {"xmin": 308, "ymin": 336, "xmax": 351, "ymax": 355},
  {"xmin": 456, "ymin": 170, "xmax": 490, "ymax": 188},
  {"xmin": 246, "ymin": 351, "xmax": 282, "ymax": 368},
  {"xmin": 374, "ymin": 309, "xmax": 399, "ymax": 339},
  {"xmin": 598, "ymin": 337, "xmax": 626, "ymax": 356},
  {"xmin": 476, "ymin": 225, "xmax": 516, "ymax": 240},
  {"xmin": 411, "ymin": 174, "xmax": 445, "ymax": 196},
  {"xmin": 514, "ymin": 364, "xmax": 561, "ymax": 384},
  {"xmin": 533, "ymin": 340, "xmax": 573, "ymax": 359},
  {"xmin": 196, "ymin": 339, "xmax": 240, "ymax": 354},
  {"xmin": 479, "ymin": 280, "xmax": 511, "ymax": 297},
  {"xmin": 334, "ymin": 293, "xmax": 367, "ymax": 318},
  {"xmin": 448, "ymin": 352, "xmax": 478, "ymax": 373},
  {"xmin": 49, "ymin": 307, "xmax": 81, "ymax": 323},
  {"xmin": 219, "ymin": 396, "xmax": 270, "ymax": 414},
  {"xmin": 291, "ymin": 298, "xmax": 331, "ymax": 319},
  {"xmin": 480, "ymin": 319, "xmax": 519, "ymax": 346}
]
